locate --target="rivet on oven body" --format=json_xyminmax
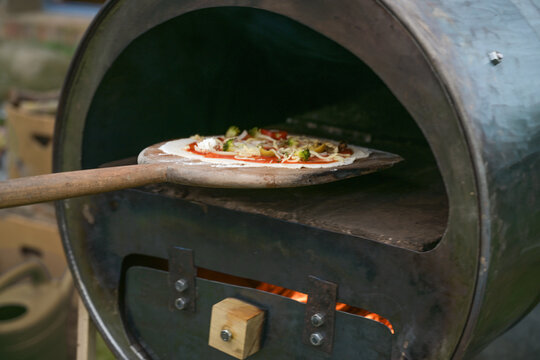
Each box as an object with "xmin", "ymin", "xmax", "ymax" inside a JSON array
[
  {"xmin": 311, "ymin": 313, "xmax": 325, "ymax": 327},
  {"xmin": 220, "ymin": 329, "xmax": 232, "ymax": 342},
  {"xmin": 174, "ymin": 297, "xmax": 189, "ymax": 310},
  {"xmin": 175, "ymin": 278, "xmax": 188, "ymax": 292},
  {"xmin": 309, "ymin": 332, "xmax": 325, "ymax": 346},
  {"xmin": 488, "ymin": 51, "xmax": 503, "ymax": 65}
]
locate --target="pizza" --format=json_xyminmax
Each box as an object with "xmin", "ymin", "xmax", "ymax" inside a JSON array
[{"xmin": 157, "ymin": 126, "xmax": 370, "ymax": 169}]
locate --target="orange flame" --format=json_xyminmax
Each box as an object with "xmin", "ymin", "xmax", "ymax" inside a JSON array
[
  {"xmin": 254, "ymin": 282, "xmax": 394, "ymax": 334},
  {"xmin": 197, "ymin": 268, "xmax": 394, "ymax": 334}
]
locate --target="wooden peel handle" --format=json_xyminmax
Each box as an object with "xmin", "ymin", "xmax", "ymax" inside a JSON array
[{"xmin": 0, "ymin": 163, "xmax": 169, "ymax": 209}]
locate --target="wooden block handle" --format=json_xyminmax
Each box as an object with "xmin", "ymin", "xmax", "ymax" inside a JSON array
[
  {"xmin": 208, "ymin": 298, "xmax": 265, "ymax": 359},
  {"xmin": 0, "ymin": 163, "xmax": 169, "ymax": 209}
]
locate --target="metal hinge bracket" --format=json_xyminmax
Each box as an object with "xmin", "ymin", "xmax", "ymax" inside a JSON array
[
  {"xmin": 168, "ymin": 246, "xmax": 196, "ymax": 312},
  {"xmin": 302, "ymin": 275, "xmax": 338, "ymax": 354}
]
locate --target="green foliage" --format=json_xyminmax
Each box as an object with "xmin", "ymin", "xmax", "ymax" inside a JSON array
[{"xmin": 96, "ymin": 332, "xmax": 116, "ymax": 360}]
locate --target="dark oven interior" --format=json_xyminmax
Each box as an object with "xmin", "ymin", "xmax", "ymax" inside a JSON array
[{"xmin": 84, "ymin": 7, "xmax": 449, "ymax": 252}]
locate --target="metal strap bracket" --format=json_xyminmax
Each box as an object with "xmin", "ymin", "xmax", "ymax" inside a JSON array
[
  {"xmin": 302, "ymin": 275, "xmax": 338, "ymax": 354},
  {"xmin": 168, "ymin": 246, "xmax": 196, "ymax": 313}
]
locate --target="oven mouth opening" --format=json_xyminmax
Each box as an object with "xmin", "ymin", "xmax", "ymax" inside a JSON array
[
  {"xmin": 86, "ymin": 6, "xmax": 449, "ymax": 252},
  {"xmin": 119, "ymin": 254, "xmax": 394, "ymax": 334}
]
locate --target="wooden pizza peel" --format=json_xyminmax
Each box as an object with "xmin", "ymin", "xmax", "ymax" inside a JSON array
[{"xmin": 0, "ymin": 140, "xmax": 402, "ymax": 209}]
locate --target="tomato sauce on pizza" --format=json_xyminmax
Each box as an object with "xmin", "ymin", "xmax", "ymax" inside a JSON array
[
  {"xmin": 184, "ymin": 126, "xmax": 356, "ymax": 165},
  {"xmin": 156, "ymin": 126, "xmax": 370, "ymax": 169}
]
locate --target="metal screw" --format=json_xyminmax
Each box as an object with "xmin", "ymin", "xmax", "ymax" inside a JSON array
[
  {"xmin": 175, "ymin": 279, "xmax": 188, "ymax": 292},
  {"xmin": 220, "ymin": 329, "xmax": 232, "ymax": 342},
  {"xmin": 174, "ymin": 297, "xmax": 189, "ymax": 310},
  {"xmin": 309, "ymin": 332, "xmax": 324, "ymax": 346},
  {"xmin": 488, "ymin": 51, "xmax": 503, "ymax": 65},
  {"xmin": 310, "ymin": 313, "xmax": 325, "ymax": 327}
]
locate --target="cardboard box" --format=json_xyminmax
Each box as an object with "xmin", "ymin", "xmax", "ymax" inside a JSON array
[
  {"xmin": 5, "ymin": 102, "xmax": 55, "ymax": 178},
  {"xmin": 0, "ymin": 204, "xmax": 66, "ymax": 278}
]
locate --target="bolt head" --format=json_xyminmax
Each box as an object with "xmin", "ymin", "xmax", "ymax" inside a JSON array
[
  {"xmin": 174, "ymin": 297, "xmax": 189, "ymax": 310},
  {"xmin": 175, "ymin": 279, "xmax": 189, "ymax": 292},
  {"xmin": 310, "ymin": 313, "xmax": 325, "ymax": 327},
  {"xmin": 488, "ymin": 51, "xmax": 503, "ymax": 65},
  {"xmin": 220, "ymin": 329, "xmax": 232, "ymax": 342},
  {"xmin": 309, "ymin": 332, "xmax": 324, "ymax": 346}
]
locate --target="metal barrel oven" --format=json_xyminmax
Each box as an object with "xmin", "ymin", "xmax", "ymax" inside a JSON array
[{"xmin": 54, "ymin": 1, "xmax": 539, "ymax": 359}]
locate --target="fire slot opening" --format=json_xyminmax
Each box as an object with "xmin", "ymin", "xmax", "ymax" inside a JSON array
[{"xmin": 197, "ymin": 267, "xmax": 394, "ymax": 334}]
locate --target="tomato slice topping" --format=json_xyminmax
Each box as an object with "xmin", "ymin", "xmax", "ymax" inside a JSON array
[{"xmin": 261, "ymin": 129, "xmax": 288, "ymax": 140}]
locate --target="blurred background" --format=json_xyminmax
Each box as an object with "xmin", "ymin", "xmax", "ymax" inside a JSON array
[{"xmin": 0, "ymin": 1, "xmax": 114, "ymax": 359}]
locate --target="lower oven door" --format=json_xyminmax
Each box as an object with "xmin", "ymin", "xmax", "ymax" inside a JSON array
[{"xmin": 123, "ymin": 265, "xmax": 392, "ymax": 359}]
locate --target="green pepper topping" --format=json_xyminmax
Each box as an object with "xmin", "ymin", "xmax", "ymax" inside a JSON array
[
  {"xmin": 223, "ymin": 139, "xmax": 234, "ymax": 151},
  {"xmin": 287, "ymin": 138, "xmax": 299, "ymax": 147},
  {"xmin": 248, "ymin": 127, "xmax": 260, "ymax": 137},
  {"xmin": 225, "ymin": 125, "xmax": 241, "ymax": 138}
]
